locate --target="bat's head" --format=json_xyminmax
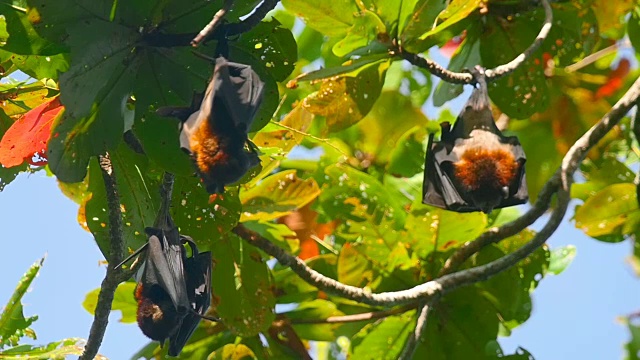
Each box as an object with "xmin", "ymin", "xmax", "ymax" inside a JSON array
[
  {"xmin": 195, "ymin": 143, "xmax": 260, "ymax": 194},
  {"xmin": 135, "ymin": 283, "xmax": 181, "ymax": 343},
  {"xmin": 453, "ymin": 144, "xmax": 519, "ymax": 213}
]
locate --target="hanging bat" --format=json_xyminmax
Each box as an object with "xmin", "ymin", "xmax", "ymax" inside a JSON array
[
  {"xmin": 157, "ymin": 56, "xmax": 265, "ymax": 194},
  {"xmin": 167, "ymin": 236, "xmax": 212, "ymax": 356},
  {"xmin": 422, "ymin": 67, "xmax": 528, "ymax": 213},
  {"xmin": 115, "ymin": 205, "xmax": 215, "ymax": 356}
]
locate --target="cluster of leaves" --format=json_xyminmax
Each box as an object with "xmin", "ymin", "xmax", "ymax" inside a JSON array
[{"xmin": 0, "ymin": 0, "xmax": 639, "ymax": 359}]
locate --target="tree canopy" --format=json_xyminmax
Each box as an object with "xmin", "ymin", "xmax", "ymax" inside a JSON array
[{"xmin": 1, "ymin": 0, "xmax": 639, "ymax": 359}]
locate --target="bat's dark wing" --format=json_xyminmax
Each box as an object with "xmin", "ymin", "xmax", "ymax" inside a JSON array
[
  {"xmin": 143, "ymin": 227, "xmax": 191, "ymax": 316},
  {"xmin": 215, "ymin": 57, "xmax": 265, "ymax": 130},
  {"xmin": 497, "ymin": 136, "xmax": 528, "ymax": 208},
  {"xmin": 179, "ymin": 56, "xmax": 265, "ymax": 152},
  {"xmin": 423, "ymin": 133, "xmax": 478, "ymax": 212},
  {"xmin": 168, "ymin": 240, "xmax": 212, "ymax": 356}
]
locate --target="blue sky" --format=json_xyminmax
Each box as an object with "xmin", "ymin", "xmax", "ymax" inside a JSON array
[{"xmin": 1, "ymin": 163, "xmax": 638, "ymax": 359}]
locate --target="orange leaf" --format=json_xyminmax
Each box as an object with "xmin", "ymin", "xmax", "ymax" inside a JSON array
[
  {"xmin": 595, "ymin": 58, "xmax": 630, "ymax": 99},
  {"xmin": 278, "ymin": 202, "xmax": 338, "ymax": 260},
  {"xmin": 0, "ymin": 97, "xmax": 63, "ymax": 167},
  {"xmin": 439, "ymin": 32, "xmax": 466, "ymax": 58}
]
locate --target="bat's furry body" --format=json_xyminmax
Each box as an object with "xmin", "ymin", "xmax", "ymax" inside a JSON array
[
  {"xmin": 159, "ymin": 56, "xmax": 264, "ymax": 193},
  {"xmin": 422, "ymin": 68, "xmax": 528, "ymax": 213}
]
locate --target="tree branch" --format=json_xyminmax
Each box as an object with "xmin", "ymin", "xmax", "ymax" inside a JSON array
[
  {"xmin": 235, "ymin": 74, "xmax": 640, "ymax": 309},
  {"xmin": 398, "ymin": 302, "xmax": 433, "ymax": 360},
  {"xmin": 396, "ymin": 0, "xmax": 553, "ymax": 84},
  {"xmin": 191, "ymin": 0, "xmax": 233, "ymax": 47},
  {"xmin": 80, "ymin": 154, "xmax": 129, "ymax": 360},
  {"xmin": 226, "ymin": 0, "xmax": 280, "ymax": 36},
  {"xmin": 287, "ymin": 304, "xmax": 417, "ymax": 324}
]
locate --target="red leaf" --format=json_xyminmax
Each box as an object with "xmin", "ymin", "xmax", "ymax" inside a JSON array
[
  {"xmin": 595, "ymin": 58, "xmax": 630, "ymax": 99},
  {"xmin": 0, "ymin": 97, "xmax": 63, "ymax": 167},
  {"xmin": 439, "ymin": 32, "xmax": 466, "ymax": 58}
]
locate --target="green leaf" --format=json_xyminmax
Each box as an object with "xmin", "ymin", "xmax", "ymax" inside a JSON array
[
  {"xmin": 571, "ymin": 156, "xmax": 635, "ymax": 201},
  {"xmin": 419, "ymin": 0, "xmax": 481, "ymax": 40},
  {"xmin": 282, "ymin": 0, "xmax": 358, "ymax": 37},
  {"xmin": 296, "ymin": 53, "xmax": 390, "ymax": 82},
  {"xmin": 0, "ymin": 256, "xmax": 43, "ymax": 347},
  {"xmin": 304, "ymin": 58, "xmax": 391, "ymax": 132},
  {"xmin": 332, "ymin": 10, "xmax": 387, "ymax": 57},
  {"xmin": 387, "ymin": 136, "xmax": 425, "ymax": 177},
  {"xmin": 574, "ymin": 183, "xmax": 639, "ymax": 242},
  {"xmin": 212, "ymin": 233, "xmax": 275, "ymax": 337},
  {"xmin": 350, "ymin": 311, "xmax": 416, "ymax": 359},
  {"xmin": 405, "ymin": 204, "xmax": 487, "ymax": 259},
  {"xmin": 0, "ymin": 338, "xmax": 86, "ymax": 358},
  {"xmin": 0, "ymin": 1, "xmax": 66, "ymax": 55},
  {"xmin": 412, "ymin": 287, "xmax": 500, "ymax": 359},
  {"xmin": 548, "ymin": 245, "xmax": 576, "ymax": 275},
  {"xmin": 209, "ymin": 343, "xmax": 257, "ymax": 360},
  {"xmin": 286, "ymin": 299, "xmax": 345, "ymax": 341},
  {"xmin": 251, "ymin": 103, "xmax": 315, "ymax": 185},
  {"xmin": 341, "ymin": 91, "xmax": 429, "ymax": 169},
  {"xmin": 629, "ymin": 10, "xmax": 640, "ymax": 53},
  {"xmin": 273, "ymin": 255, "xmax": 337, "ymax": 304},
  {"xmin": 240, "ymin": 170, "xmax": 321, "ymax": 222},
  {"xmin": 480, "ymin": 16, "xmax": 548, "ymax": 119},
  {"xmin": 399, "ymin": 0, "xmax": 449, "ymax": 52},
  {"xmin": 623, "ymin": 317, "xmax": 640, "ymax": 360},
  {"xmin": 3, "ymin": 52, "xmax": 69, "ymax": 79},
  {"xmin": 337, "ymin": 243, "xmax": 373, "ymax": 287},
  {"xmin": 171, "ymin": 174, "xmax": 242, "ymax": 249},
  {"xmin": 243, "ymin": 221, "xmax": 300, "ymax": 255},
  {"xmin": 82, "ymin": 282, "xmax": 137, "ymax": 323},
  {"xmin": 319, "ymin": 164, "xmax": 407, "ymax": 227}
]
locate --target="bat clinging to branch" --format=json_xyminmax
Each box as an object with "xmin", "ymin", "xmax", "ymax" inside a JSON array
[
  {"xmin": 422, "ymin": 67, "xmax": 528, "ymax": 213},
  {"xmin": 158, "ymin": 56, "xmax": 265, "ymax": 193},
  {"xmin": 115, "ymin": 201, "xmax": 214, "ymax": 356}
]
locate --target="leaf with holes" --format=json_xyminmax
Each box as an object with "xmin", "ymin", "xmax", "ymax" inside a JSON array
[
  {"xmin": 0, "ymin": 96, "xmax": 63, "ymax": 167},
  {"xmin": 83, "ymin": 282, "xmax": 137, "ymax": 323},
  {"xmin": 212, "ymin": 233, "xmax": 275, "ymax": 337},
  {"xmin": 304, "ymin": 58, "xmax": 391, "ymax": 132},
  {"xmin": 350, "ymin": 311, "xmax": 416, "ymax": 359},
  {"xmin": 574, "ymin": 183, "xmax": 639, "ymax": 242},
  {"xmin": 240, "ymin": 170, "xmax": 321, "ymax": 222}
]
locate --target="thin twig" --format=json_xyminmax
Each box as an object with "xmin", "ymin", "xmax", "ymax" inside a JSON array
[
  {"xmin": 565, "ymin": 39, "xmax": 630, "ymax": 73},
  {"xmin": 80, "ymin": 154, "xmax": 127, "ymax": 360},
  {"xmin": 562, "ymin": 75, "xmax": 640, "ymax": 189},
  {"xmin": 226, "ymin": 0, "xmax": 280, "ymax": 36},
  {"xmin": 397, "ymin": 0, "xmax": 553, "ymax": 84},
  {"xmin": 484, "ymin": 0, "xmax": 553, "ymax": 80},
  {"xmin": 191, "ymin": 0, "xmax": 234, "ymax": 47},
  {"xmin": 398, "ymin": 302, "xmax": 433, "ymax": 360},
  {"xmin": 288, "ymin": 304, "xmax": 417, "ymax": 324}
]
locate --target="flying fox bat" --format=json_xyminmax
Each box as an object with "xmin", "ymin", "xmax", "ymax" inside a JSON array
[
  {"xmin": 115, "ymin": 201, "xmax": 214, "ymax": 356},
  {"xmin": 422, "ymin": 67, "xmax": 528, "ymax": 213},
  {"xmin": 157, "ymin": 56, "xmax": 265, "ymax": 194}
]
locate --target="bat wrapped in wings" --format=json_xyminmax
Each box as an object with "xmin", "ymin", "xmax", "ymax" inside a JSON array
[
  {"xmin": 158, "ymin": 56, "xmax": 265, "ymax": 194},
  {"xmin": 116, "ymin": 197, "xmax": 214, "ymax": 356},
  {"xmin": 422, "ymin": 67, "xmax": 528, "ymax": 213}
]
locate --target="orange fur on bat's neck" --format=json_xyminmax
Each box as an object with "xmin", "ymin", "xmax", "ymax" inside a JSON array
[
  {"xmin": 453, "ymin": 148, "xmax": 517, "ymax": 190},
  {"xmin": 189, "ymin": 118, "xmax": 230, "ymax": 174}
]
